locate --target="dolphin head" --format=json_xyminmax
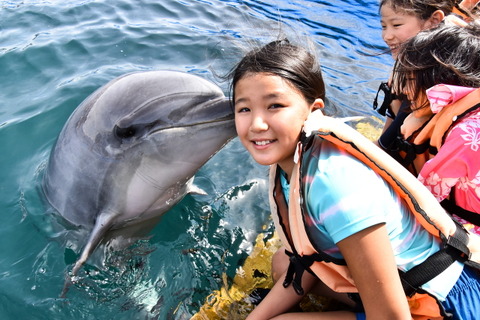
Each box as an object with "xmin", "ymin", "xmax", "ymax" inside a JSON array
[{"xmin": 44, "ymin": 71, "xmax": 236, "ymax": 228}]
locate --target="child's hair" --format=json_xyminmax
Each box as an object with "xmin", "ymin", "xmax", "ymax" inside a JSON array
[
  {"xmin": 228, "ymin": 39, "xmax": 326, "ymax": 105},
  {"xmin": 380, "ymin": 0, "xmax": 456, "ymax": 19},
  {"xmin": 391, "ymin": 22, "xmax": 480, "ymax": 110}
]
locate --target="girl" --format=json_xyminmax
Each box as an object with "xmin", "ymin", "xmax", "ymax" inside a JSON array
[
  {"xmin": 229, "ymin": 39, "xmax": 480, "ymax": 319},
  {"xmin": 380, "ymin": 0, "xmax": 453, "ymax": 60},
  {"xmin": 391, "ymin": 23, "xmax": 480, "ymax": 235},
  {"xmin": 375, "ymin": 0, "xmax": 455, "ymax": 175}
]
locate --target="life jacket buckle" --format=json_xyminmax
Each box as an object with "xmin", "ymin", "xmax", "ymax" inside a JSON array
[{"xmin": 445, "ymin": 223, "xmax": 471, "ymax": 260}]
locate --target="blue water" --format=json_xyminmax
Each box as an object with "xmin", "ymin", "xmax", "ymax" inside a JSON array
[{"xmin": 0, "ymin": 0, "xmax": 391, "ymax": 319}]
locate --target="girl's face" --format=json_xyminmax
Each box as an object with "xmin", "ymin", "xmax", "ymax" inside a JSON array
[
  {"xmin": 380, "ymin": 3, "xmax": 430, "ymax": 59},
  {"xmin": 234, "ymin": 72, "xmax": 320, "ymax": 175}
]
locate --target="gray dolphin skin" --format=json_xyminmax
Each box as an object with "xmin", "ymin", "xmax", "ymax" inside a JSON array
[{"xmin": 43, "ymin": 70, "xmax": 236, "ymax": 293}]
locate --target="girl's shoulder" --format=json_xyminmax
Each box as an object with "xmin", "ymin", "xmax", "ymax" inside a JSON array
[
  {"xmin": 457, "ymin": 107, "xmax": 480, "ymax": 126},
  {"xmin": 305, "ymin": 138, "xmax": 388, "ymax": 193},
  {"xmin": 445, "ymin": 108, "xmax": 480, "ymax": 146},
  {"xmin": 307, "ymin": 137, "xmax": 374, "ymax": 172}
]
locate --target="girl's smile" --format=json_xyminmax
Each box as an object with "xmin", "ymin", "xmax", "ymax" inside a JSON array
[
  {"xmin": 234, "ymin": 72, "xmax": 321, "ymax": 176},
  {"xmin": 380, "ymin": 3, "xmax": 440, "ymax": 59},
  {"xmin": 252, "ymin": 139, "xmax": 276, "ymax": 148}
]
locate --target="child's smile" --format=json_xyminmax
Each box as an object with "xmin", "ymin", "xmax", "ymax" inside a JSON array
[{"xmin": 233, "ymin": 72, "xmax": 315, "ymax": 176}]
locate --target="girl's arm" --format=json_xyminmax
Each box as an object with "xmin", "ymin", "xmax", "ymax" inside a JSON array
[
  {"xmin": 247, "ymin": 269, "xmax": 358, "ymax": 320},
  {"xmin": 337, "ymin": 223, "xmax": 412, "ymax": 320},
  {"xmin": 246, "ymin": 224, "xmax": 410, "ymax": 320},
  {"xmin": 246, "ymin": 266, "xmax": 317, "ymax": 320}
]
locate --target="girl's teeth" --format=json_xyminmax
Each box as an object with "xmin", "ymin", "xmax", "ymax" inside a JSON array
[{"xmin": 255, "ymin": 140, "xmax": 272, "ymax": 146}]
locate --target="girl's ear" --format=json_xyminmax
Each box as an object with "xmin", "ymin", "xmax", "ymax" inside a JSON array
[
  {"xmin": 428, "ymin": 10, "xmax": 445, "ymax": 27},
  {"xmin": 311, "ymin": 98, "xmax": 324, "ymax": 111}
]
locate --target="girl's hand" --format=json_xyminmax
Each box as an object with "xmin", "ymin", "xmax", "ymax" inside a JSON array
[{"xmin": 245, "ymin": 268, "xmax": 316, "ymax": 320}]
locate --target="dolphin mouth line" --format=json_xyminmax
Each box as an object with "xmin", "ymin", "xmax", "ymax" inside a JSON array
[{"xmin": 150, "ymin": 116, "xmax": 234, "ymax": 133}]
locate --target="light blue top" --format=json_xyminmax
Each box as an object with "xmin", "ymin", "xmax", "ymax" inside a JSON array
[{"xmin": 280, "ymin": 139, "xmax": 463, "ymax": 301}]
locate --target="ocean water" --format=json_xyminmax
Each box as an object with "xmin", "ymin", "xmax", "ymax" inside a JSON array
[{"xmin": 0, "ymin": 0, "xmax": 391, "ymax": 319}]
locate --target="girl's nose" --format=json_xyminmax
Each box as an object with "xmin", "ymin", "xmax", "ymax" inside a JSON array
[
  {"xmin": 250, "ymin": 113, "xmax": 268, "ymax": 132},
  {"xmin": 382, "ymin": 28, "xmax": 393, "ymax": 41},
  {"xmin": 403, "ymin": 87, "xmax": 414, "ymax": 102}
]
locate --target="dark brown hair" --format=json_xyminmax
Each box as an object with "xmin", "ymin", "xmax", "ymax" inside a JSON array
[
  {"xmin": 379, "ymin": 0, "xmax": 456, "ymax": 19},
  {"xmin": 392, "ymin": 22, "xmax": 480, "ymax": 110},
  {"xmin": 228, "ymin": 39, "xmax": 325, "ymax": 105}
]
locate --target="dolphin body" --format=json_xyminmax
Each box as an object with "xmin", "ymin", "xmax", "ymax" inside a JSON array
[{"xmin": 43, "ymin": 71, "xmax": 236, "ymax": 287}]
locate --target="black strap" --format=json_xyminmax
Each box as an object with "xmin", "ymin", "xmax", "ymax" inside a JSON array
[
  {"xmin": 446, "ymin": 222, "xmax": 471, "ymax": 258},
  {"xmin": 441, "ymin": 190, "xmax": 480, "ymax": 227},
  {"xmin": 394, "ymin": 138, "xmax": 430, "ymax": 163},
  {"xmin": 378, "ymin": 111, "xmax": 432, "ymax": 176},
  {"xmin": 283, "ymin": 250, "xmax": 343, "ymax": 296},
  {"xmin": 399, "ymin": 224, "xmax": 469, "ymax": 296},
  {"xmin": 373, "ymin": 82, "xmax": 395, "ymax": 117},
  {"xmin": 441, "ymin": 198, "xmax": 480, "ymax": 227},
  {"xmin": 283, "ymin": 250, "xmax": 315, "ymax": 295},
  {"xmin": 399, "ymin": 246, "xmax": 462, "ymax": 296},
  {"xmin": 284, "ymin": 224, "xmax": 471, "ymax": 298},
  {"xmin": 285, "ymin": 243, "xmax": 463, "ymax": 298}
]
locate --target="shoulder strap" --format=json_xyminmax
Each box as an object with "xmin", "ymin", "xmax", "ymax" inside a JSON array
[
  {"xmin": 400, "ymin": 223, "xmax": 467, "ymax": 296},
  {"xmin": 415, "ymin": 90, "xmax": 480, "ymax": 150},
  {"xmin": 441, "ymin": 187, "xmax": 480, "ymax": 227}
]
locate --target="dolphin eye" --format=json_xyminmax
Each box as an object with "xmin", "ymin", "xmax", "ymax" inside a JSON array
[{"xmin": 114, "ymin": 125, "xmax": 136, "ymax": 139}]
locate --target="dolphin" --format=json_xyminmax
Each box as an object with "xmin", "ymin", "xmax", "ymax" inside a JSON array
[{"xmin": 42, "ymin": 70, "xmax": 236, "ymax": 292}]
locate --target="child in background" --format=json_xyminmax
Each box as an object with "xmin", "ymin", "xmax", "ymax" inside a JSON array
[
  {"xmin": 391, "ymin": 22, "xmax": 480, "ymax": 235},
  {"xmin": 374, "ymin": 0, "xmax": 455, "ymax": 175},
  {"xmin": 228, "ymin": 39, "xmax": 480, "ymax": 320}
]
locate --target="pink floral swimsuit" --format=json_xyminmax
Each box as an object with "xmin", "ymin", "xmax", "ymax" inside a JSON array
[{"xmin": 419, "ymin": 90, "xmax": 480, "ymax": 235}]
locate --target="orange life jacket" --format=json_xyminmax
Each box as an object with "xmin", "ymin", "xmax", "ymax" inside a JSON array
[
  {"xmin": 379, "ymin": 89, "xmax": 480, "ymax": 177},
  {"xmin": 381, "ymin": 89, "xmax": 480, "ymax": 226},
  {"xmin": 269, "ymin": 114, "xmax": 480, "ymax": 319}
]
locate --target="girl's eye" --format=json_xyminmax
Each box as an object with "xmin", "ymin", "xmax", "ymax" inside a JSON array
[
  {"xmin": 236, "ymin": 107, "xmax": 250, "ymax": 113},
  {"xmin": 269, "ymin": 103, "xmax": 284, "ymax": 109}
]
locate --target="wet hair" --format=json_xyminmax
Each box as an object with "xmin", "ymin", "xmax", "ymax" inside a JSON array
[
  {"xmin": 391, "ymin": 22, "xmax": 480, "ymax": 110},
  {"xmin": 379, "ymin": 0, "xmax": 456, "ymax": 20},
  {"xmin": 228, "ymin": 39, "xmax": 325, "ymax": 105}
]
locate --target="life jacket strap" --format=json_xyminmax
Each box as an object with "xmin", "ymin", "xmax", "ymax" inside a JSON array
[
  {"xmin": 441, "ymin": 198, "xmax": 480, "ymax": 226},
  {"xmin": 399, "ymin": 245, "xmax": 462, "ymax": 297},
  {"xmin": 447, "ymin": 222, "xmax": 471, "ymax": 258},
  {"xmin": 373, "ymin": 82, "xmax": 396, "ymax": 118},
  {"xmin": 440, "ymin": 188, "xmax": 480, "ymax": 227},
  {"xmin": 283, "ymin": 250, "xmax": 326, "ymax": 296},
  {"xmin": 392, "ymin": 135, "xmax": 431, "ymax": 159},
  {"xmin": 400, "ymin": 223, "xmax": 470, "ymax": 296},
  {"xmin": 381, "ymin": 129, "xmax": 432, "ymax": 176}
]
